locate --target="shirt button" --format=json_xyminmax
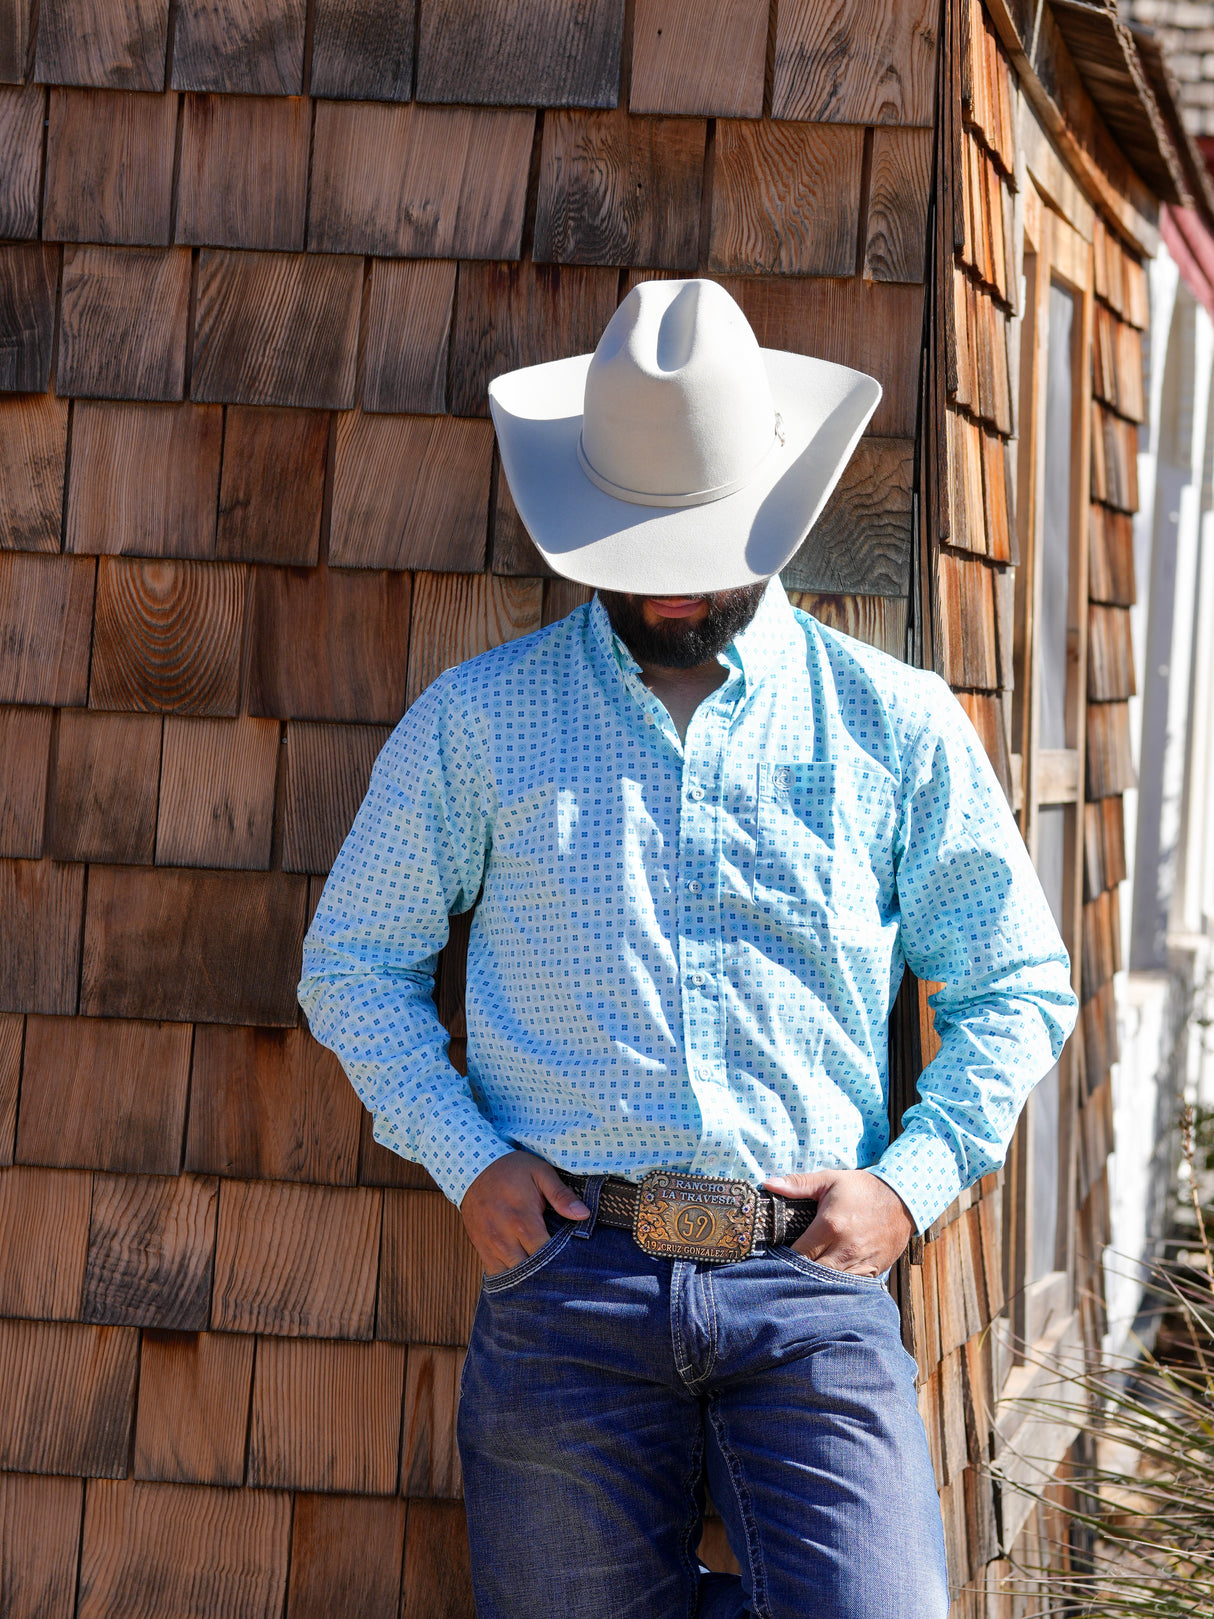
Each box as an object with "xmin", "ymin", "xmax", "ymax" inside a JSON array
[
  {"xmin": 690, "ymin": 971, "xmax": 707, "ymax": 987},
  {"xmin": 688, "ymin": 785, "xmax": 705, "ymax": 801},
  {"xmin": 774, "ymin": 766, "xmax": 791, "ymax": 791},
  {"xmin": 687, "ymin": 879, "xmax": 703, "ymax": 895}
]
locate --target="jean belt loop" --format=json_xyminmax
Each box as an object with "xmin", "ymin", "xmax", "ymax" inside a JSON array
[{"xmin": 572, "ymin": 1174, "xmax": 605, "ymax": 1239}]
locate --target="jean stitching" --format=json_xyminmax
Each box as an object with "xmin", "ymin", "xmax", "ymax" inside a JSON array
[
  {"xmin": 679, "ymin": 1417, "xmax": 706, "ymax": 1619},
  {"xmin": 770, "ymin": 1245, "xmax": 887, "ymax": 1288},
  {"xmin": 700, "ymin": 1267, "xmax": 719, "ymax": 1386},
  {"xmin": 707, "ymin": 1396, "xmax": 771, "ymax": 1619},
  {"xmin": 671, "ymin": 1263, "xmax": 695, "ymax": 1386},
  {"xmin": 481, "ymin": 1225, "xmax": 573, "ymax": 1294}
]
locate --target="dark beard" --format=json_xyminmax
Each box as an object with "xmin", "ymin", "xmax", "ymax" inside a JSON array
[{"xmin": 598, "ymin": 583, "xmax": 768, "ymax": 670}]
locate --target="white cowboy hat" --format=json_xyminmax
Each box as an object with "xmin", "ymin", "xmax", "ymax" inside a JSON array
[{"xmin": 488, "ymin": 278, "xmax": 882, "ymax": 595}]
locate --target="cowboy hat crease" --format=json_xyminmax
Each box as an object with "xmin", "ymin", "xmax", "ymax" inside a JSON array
[{"xmin": 488, "ymin": 277, "xmax": 883, "ymax": 596}]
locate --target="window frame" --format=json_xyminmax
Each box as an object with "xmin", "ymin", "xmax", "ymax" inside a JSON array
[{"xmin": 1005, "ymin": 184, "xmax": 1093, "ymax": 1355}]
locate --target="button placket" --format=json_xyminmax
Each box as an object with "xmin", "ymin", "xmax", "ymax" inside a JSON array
[{"xmin": 679, "ymin": 699, "xmax": 733, "ymax": 1177}]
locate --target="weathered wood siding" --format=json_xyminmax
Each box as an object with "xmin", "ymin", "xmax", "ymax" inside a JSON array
[{"xmin": 0, "ymin": 0, "xmax": 1156, "ymax": 1613}]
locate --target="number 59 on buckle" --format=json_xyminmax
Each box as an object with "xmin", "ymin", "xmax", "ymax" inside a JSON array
[{"xmin": 633, "ymin": 1170, "xmax": 759, "ymax": 1265}]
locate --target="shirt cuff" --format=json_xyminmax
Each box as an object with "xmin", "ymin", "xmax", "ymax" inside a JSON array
[
  {"xmin": 868, "ymin": 1126, "xmax": 966, "ymax": 1234},
  {"xmin": 371, "ymin": 1110, "xmax": 517, "ymax": 1208}
]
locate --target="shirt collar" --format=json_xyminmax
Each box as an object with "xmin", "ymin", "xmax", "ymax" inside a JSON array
[{"xmin": 588, "ymin": 577, "xmax": 800, "ymax": 697}]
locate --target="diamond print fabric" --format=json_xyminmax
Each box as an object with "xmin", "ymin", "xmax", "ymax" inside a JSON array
[{"xmin": 299, "ymin": 580, "xmax": 1077, "ymax": 1230}]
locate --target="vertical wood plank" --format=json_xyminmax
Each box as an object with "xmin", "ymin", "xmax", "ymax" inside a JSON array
[
  {"xmin": 718, "ymin": 275, "xmax": 923, "ymax": 437},
  {"xmin": 308, "ymin": 102, "xmax": 534, "ymax": 259},
  {"xmin": 864, "ymin": 126, "xmax": 933, "ymax": 283},
  {"xmin": 772, "ymin": 0, "xmax": 938, "ymax": 125},
  {"xmin": 186, "ymin": 1023, "xmax": 363, "ymax": 1185},
  {"xmin": 212, "ymin": 1178, "xmax": 381, "ymax": 1337},
  {"xmin": 0, "ymin": 392, "xmax": 69, "ymax": 553},
  {"xmin": 416, "ymin": 0, "xmax": 625, "ymax": 108},
  {"xmin": 309, "ymin": 0, "xmax": 415, "ymax": 102},
  {"xmin": 50, "ymin": 710, "xmax": 162, "ymax": 864},
  {"xmin": 0, "ymin": 1473, "xmax": 83, "ymax": 1619},
  {"xmin": 134, "ymin": 1329, "xmax": 255, "ymax": 1485},
  {"xmin": 282, "ymin": 720, "xmax": 390, "ymax": 875},
  {"xmin": 448, "ymin": 260, "xmax": 619, "ymax": 418},
  {"xmin": 378, "ymin": 1189, "xmax": 481, "ymax": 1346},
  {"xmin": 0, "ymin": 1319, "xmax": 139, "ymax": 1475},
  {"xmin": 362, "ymin": 258, "xmax": 457, "ymax": 415},
  {"xmin": 43, "ymin": 89, "xmax": 177, "ymax": 245},
  {"xmin": 0, "ymin": 706, "xmax": 53, "ymax": 857},
  {"xmin": 215, "ymin": 406, "xmax": 328, "ymax": 566},
  {"xmin": 329, "ymin": 412, "xmax": 493, "ymax": 571},
  {"xmin": 247, "ymin": 565, "xmax": 413, "ymax": 724},
  {"xmin": 0, "ymin": 243, "xmax": 57, "ymax": 392},
  {"xmin": 57, "ymin": 245, "xmax": 190, "ymax": 402},
  {"xmin": 285, "ymin": 1493, "xmax": 406, "ymax": 1619},
  {"xmin": 0, "ymin": 859, "xmax": 84, "ymax": 1015},
  {"xmin": 629, "ymin": 0, "xmax": 768, "ymax": 117},
  {"xmin": 80, "ymin": 866, "xmax": 308, "ymax": 1025},
  {"xmin": 34, "ymin": 0, "xmax": 170, "ymax": 91},
  {"xmin": 82, "ymin": 1172, "xmax": 219, "ymax": 1330},
  {"xmin": 0, "ymin": 3, "xmax": 32, "ymax": 84},
  {"xmin": 89, "ymin": 557, "xmax": 246, "ymax": 716},
  {"xmin": 0, "ymin": 1014, "xmax": 20, "ymax": 1165},
  {"xmin": 0, "ymin": 555, "xmax": 96, "ymax": 706},
  {"xmin": 78, "ymin": 1478, "xmax": 291, "ymax": 1619},
  {"xmin": 401, "ymin": 1499, "xmax": 475, "ymax": 1619},
  {"xmin": 156, "ymin": 715, "xmax": 280, "ymax": 870},
  {"xmin": 0, "ymin": 84, "xmax": 50, "ymax": 239},
  {"xmin": 401, "ymin": 1345, "xmax": 464, "ymax": 1498},
  {"xmin": 190, "ymin": 249, "xmax": 363, "ymax": 410},
  {"xmin": 709, "ymin": 121, "xmax": 863, "ymax": 276},
  {"xmin": 404, "ymin": 572, "xmax": 544, "ymax": 709},
  {"xmin": 65, "ymin": 402, "xmax": 223, "ymax": 560},
  {"xmin": 248, "ymin": 1336, "xmax": 406, "ymax": 1492},
  {"xmin": 171, "ymin": 0, "xmax": 306, "ymax": 95},
  {"xmin": 18, "ymin": 1013, "xmax": 191, "ymax": 1173},
  {"xmin": 177, "ymin": 93, "xmax": 310, "ymax": 252},
  {"xmin": 534, "ymin": 109, "xmax": 705, "ymax": 269},
  {"xmin": 780, "ymin": 437, "xmax": 914, "ymax": 596},
  {"xmin": 0, "ymin": 1164, "xmax": 91, "ymax": 1319}
]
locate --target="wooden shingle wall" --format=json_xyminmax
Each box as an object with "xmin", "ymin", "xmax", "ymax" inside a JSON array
[
  {"xmin": 906, "ymin": 8, "xmax": 1022, "ymax": 1607},
  {"xmin": 1077, "ymin": 214, "xmax": 1145, "ymax": 1359},
  {"xmin": 0, "ymin": 1, "xmax": 937, "ymax": 1612},
  {"xmin": 917, "ymin": 5, "xmax": 1150, "ymax": 1614}
]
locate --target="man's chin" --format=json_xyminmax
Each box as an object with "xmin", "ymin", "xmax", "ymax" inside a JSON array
[{"xmin": 600, "ymin": 583, "xmax": 768, "ymax": 669}]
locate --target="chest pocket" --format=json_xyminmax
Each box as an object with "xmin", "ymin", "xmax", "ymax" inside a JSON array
[
  {"xmin": 484, "ymin": 783, "xmax": 563, "ymax": 909},
  {"xmin": 753, "ymin": 760, "xmax": 896, "ymax": 937}
]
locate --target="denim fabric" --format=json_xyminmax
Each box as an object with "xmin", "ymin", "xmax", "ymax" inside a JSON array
[{"xmin": 457, "ymin": 1223, "xmax": 948, "ymax": 1618}]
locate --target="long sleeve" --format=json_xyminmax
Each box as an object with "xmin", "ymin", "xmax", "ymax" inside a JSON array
[
  {"xmin": 869, "ymin": 679, "xmax": 1080, "ymax": 1232},
  {"xmin": 298, "ymin": 668, "xmax": 514, "ymax": 1206}
]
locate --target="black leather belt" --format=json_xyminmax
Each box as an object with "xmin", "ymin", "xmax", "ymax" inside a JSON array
[{"xmin": 558, "ymin": 1168, "xmax": 817, "ymax": 1265}]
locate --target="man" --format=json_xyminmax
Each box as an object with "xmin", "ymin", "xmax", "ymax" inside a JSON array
[{"xmin": 299, "ymin": 279, "xmax": 1077, "ymax": 1618}]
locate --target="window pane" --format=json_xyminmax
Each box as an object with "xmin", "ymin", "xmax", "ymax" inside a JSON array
[
  {"xmin": 1031, "ymin": 802, "xmax": 1067, "ymax": 1279},
  {"xmin": 1039, "ymin": 283, "xmax": 1075, "ymax": 750}
]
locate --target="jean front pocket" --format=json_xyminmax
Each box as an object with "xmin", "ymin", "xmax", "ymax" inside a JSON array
[
  {"xmin": 770, "ymin": 1244, "xmax": 889, "ymax": 1288},
  {"xmin": 481, "ymin": 1224, "xmax": 574, "ymax": 1295}
]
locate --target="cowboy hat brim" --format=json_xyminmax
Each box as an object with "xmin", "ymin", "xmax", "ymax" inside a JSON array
[{"xmin": 488, "ymin": 349, "xmax": 882, "ymax": 595}]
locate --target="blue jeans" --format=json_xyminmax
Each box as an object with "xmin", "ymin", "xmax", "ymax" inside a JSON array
[{"xmin": 457, "ymin": 1220, "xmax": 948, "ymax": 1618}]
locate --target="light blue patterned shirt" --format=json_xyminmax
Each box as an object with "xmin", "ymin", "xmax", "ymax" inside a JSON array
[{"xmin": 299, "ymin": 581, "xmax": 1077, "ymax": 1231}]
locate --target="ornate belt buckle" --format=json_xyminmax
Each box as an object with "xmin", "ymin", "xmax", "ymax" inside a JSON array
[{"xmin": 634, "ymin": 1171, "xmax": 759, "ymax": 1265}]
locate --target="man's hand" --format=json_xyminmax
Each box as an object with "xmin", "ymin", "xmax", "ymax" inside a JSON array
[
  {"xmin": 762, "ymin": 1168, "xmax": 916, "ymax": 1277},
  {"xmin": 461, "ymin": 1151, "xmax": 591, "ymax": 1276}
]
